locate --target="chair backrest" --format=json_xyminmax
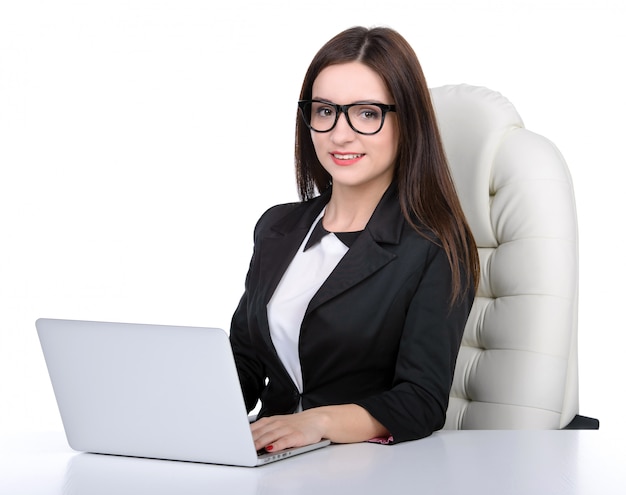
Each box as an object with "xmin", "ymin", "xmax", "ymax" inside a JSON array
[{"xmin": 431, "ymin": 84, "xmax": 579, "ymax": 429}]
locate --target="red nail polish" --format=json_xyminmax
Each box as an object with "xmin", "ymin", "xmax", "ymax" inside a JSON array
[{"xmin": 266, "ymin": 445, "xmax": 274, "ymax": 451}]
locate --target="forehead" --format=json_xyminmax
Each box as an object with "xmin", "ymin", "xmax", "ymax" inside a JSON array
[{"xmin": 312, "ymin": 62, "xmax": 392, "ymax": 103}]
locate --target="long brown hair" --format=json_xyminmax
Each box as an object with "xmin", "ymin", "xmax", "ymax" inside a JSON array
[{"xmin": 295, "ymin": 26, "xmax": 479, "ymax": 304}]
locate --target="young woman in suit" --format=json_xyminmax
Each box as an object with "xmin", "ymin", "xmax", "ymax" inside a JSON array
[{"xmin": 229, "ymin": 26, "xmax": 479, "ymax": 452}]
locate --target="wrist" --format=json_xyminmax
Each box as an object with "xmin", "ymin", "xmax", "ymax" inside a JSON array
[{"xmin": 305, "ymin": 404, "xmax": 388, "ymax": 443}]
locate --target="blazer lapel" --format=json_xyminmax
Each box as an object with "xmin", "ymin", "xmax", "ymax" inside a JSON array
[
  {"xmin": 306, "ymin": 182, "xmax": 404, "ymax": 315},
  {"xmin": 305, "ymin": 232, "xmax": 396, "ymax": 315},
  {"xmin": 253, "ymin": 193, "xmax": 329, "ymax": 347}
]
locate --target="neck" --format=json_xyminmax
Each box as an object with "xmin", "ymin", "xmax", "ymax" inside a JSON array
[{"xmin": 323, "ymin": 180, "xmax": 391, "ymax": 232}]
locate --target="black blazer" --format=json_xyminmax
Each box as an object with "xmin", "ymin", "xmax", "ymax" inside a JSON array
[{"xmin": 229, "ymin": 183, "xmax": 474, "ymax": 443}]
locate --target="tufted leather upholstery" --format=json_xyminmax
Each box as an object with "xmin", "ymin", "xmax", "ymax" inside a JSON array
[{"xmin": 431, "ymin": 85, "xmax": 580, "ymax": 429}]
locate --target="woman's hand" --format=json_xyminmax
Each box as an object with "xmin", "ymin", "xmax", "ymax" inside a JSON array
[
  {"xmin": 250, "ymin": 404, "xmax": 389, "ymax": 452},
  {"xmin": 251, "ymin": 409, "xmax": 328, "ymax": 452}
]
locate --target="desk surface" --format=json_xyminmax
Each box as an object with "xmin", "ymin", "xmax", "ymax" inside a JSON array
[{"xmin": 2, "ymin": 430, "xmax": 625, "ymax": 494}]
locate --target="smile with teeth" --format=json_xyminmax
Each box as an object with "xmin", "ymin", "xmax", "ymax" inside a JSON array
[{"xmin": 332, "ymin": 153, "xmax": 363, "ymax": 160}]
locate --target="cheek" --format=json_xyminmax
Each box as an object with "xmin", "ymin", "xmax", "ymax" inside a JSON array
[
  {"xmin": 376, "ymin": 133, "xmax": 399, "ymax": 164},
  {"xmin": 382, "ymin": 125, "xmax": 400, "ymax": 164}
]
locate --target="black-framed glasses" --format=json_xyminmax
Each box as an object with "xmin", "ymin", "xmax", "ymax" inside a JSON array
[{"xmin": 298, "ymin": 99, "xmax": 396, "ymax": 135}]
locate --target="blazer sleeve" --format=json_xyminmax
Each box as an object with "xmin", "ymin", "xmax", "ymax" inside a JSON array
[
  {"xmin": 228, "ymin": 210, "xmax": 270, "ymax": 412},
  {"xmin": 354, "ymin": 243, "xmax": 474, "ymax": 443},
  {"xmin": 229, "ymin": 289, "xmax": 265, "ymax": 413},
  {"xmin": 228, "ymin": 202, "xmax": 299, "ymax": 412}
]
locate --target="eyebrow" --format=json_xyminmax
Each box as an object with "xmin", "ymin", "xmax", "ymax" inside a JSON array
[{"xmin": 311, "ymin": 97, "xmax": 388, "ymax": 105}]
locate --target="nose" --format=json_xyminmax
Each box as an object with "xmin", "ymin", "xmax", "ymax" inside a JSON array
[{"xmin": 330, "ymin": 111, "xmax": 356, "ymax": 144}]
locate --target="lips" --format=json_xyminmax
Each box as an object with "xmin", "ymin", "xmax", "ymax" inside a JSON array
[{"xmin": 330, "ymin": 152, "xmax": 364, "ymax": 166}]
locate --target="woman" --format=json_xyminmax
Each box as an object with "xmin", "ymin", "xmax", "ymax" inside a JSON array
[{"xmin": 229, "ymin": 26, "xmax": 479, "ymax": 452}]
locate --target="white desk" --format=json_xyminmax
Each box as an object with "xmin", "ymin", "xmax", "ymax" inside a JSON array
[{"xmin": 2, "ymin": 430, "xmax": 625, "ymax": 494}]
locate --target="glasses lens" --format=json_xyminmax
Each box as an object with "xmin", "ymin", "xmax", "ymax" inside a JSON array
[
  {"xmin": 347, "ymin": 104, "xmax": 385, "ymax": 134},
  {"xmin": 306, "ymin": 101, "xmax": 336, "ymax": 132}
]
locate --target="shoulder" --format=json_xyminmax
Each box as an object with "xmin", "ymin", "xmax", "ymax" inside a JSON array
[
  {"xmin": 252, "ymin": 195, "xmax": 326, "ymax": 241},
  {"xmin": 255, "ymin": 202, "xmax": 299, "ymax": 229},
  {"xmin": 394, "ymin": 221, "xmax": 446, "ymax": 274}
]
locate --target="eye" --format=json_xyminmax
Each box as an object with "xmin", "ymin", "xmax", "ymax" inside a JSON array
[
  {"xmin": 312, "ymin": 103, "xmax": 336, "ymax": 119},
  {"xmin": 354, "ymin": 105, "xmax": 381, "ymax": 121}
]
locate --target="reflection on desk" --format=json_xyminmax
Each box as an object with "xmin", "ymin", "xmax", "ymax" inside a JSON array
[{"xmin": 3, "ymin": 430, "xmax": 626, "ymax": 495}]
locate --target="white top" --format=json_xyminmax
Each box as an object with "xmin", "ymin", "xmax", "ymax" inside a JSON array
[{"xmin": 266, "ymin": 210, "xmax": 349, "ymax": 398}]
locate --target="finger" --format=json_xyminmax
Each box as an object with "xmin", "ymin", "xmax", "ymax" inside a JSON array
[
  {"xmin": 251, "ymin": 419, "xmax": 286, "ymax": 451},
  {"xmin": 250, "ymin": 413, "xmax": 323, "ymax": 452},
  {"xmin": 253, "ymin": 425, "xmax": 305, "ymax": 452},
  {"xmin": 257, "ymin": 427, "xmax": 312, "ymax": 452}
]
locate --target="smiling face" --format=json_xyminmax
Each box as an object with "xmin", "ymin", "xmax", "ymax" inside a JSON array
[{"xmin": 310, "ymin": 62, "xmax": 399, "ymax": 195}]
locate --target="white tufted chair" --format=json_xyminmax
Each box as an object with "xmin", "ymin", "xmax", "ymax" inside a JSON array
[{"xmin": 431, "ymin": 84, "xmax": 596, "ymax": 430}]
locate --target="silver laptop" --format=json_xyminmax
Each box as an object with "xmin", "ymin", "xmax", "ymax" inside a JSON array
[{"xmin": 36, "ymin": 318, "xmax": 330, "ymax": 467}]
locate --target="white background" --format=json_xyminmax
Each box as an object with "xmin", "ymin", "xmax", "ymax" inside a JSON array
[{"xmin": 1, "ymin": 0, "xmax": 624, "ymax": 433}]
